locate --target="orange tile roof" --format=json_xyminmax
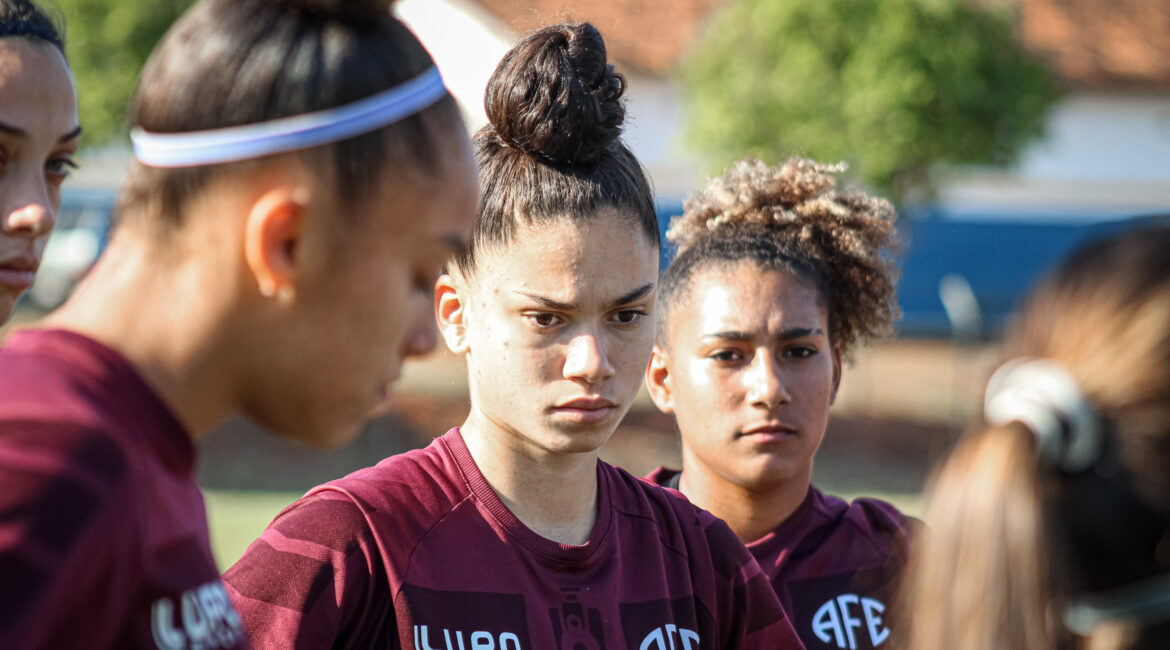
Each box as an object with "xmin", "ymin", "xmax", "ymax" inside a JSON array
[
  {"xmin": 470, "ymin": 0, "xmax": 723, "ymax": 75},
  {"xmin": 1019, "ymin": 0, "xmax": 1170, "ymax": 88},
  {"xmin": 469, "ymin": 0, "xmax": 1170, "ymax": 88}
]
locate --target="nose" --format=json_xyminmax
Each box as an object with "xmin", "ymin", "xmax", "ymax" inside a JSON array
[
  {"xmin": 745, "ymin": 351, "xmax": 789, "ymax": 409},
  {"xmin": 3, "ymin": 175, "xmax": 57, "ymax": 239},
  {"xmin": 563, "ymin": 331, "xmax": 614, "ymax": 385}
]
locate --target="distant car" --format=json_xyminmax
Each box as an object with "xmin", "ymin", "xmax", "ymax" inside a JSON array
[{"xmin": 25, "ymin": 188, "xmax": 116, "ymax": 310}]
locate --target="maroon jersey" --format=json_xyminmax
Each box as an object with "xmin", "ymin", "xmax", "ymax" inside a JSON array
[
  {"xmin": 647, "ymin": 468, "xmax": 917, "ymax": 650},
  {"xmin": 225, "ymin": 428, "xmax": 803, "ymax": 649},
  {"xmin": 0, "ymin": 329, "xmax": 249, "ymax": 650}
]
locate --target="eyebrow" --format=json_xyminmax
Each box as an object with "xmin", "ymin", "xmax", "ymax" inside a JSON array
[
  {"xmin": 59, "ymin": 126, "xmax": 82, "ymax": 144},
  {"xmin": 702, "ymin": 327, "xmax": 824, "ymax": 342},
  {"xmin": 0, "ymin": 122, "xmax": 82, "ymax": 144},
  {"xmin": 515, "ymin": 283, "xmax": 655, "ymax": 311}
]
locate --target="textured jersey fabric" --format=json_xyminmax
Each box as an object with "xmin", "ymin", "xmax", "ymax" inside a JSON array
[
  {"xmin": 0, "ymin": 329, "xmax": 249, "ymax": 650},
  {"xmin": 647, "ymin": 467, "xmax": 917, "ymax": 650},
  {"xmin": 225, "ymin": 428, "xmax": 804, "ymax": 649}
]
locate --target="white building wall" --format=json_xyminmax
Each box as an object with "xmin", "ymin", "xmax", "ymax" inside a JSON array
[{"xmin": 937, "ymin": 90, "xmax": 1170, "ymax": 218}]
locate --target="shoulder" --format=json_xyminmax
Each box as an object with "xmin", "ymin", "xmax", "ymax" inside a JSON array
[
  {"xmin": 0, "ymin": 418, "xmax": 134, "ymax": 537},
  {"xmin": 608, "ymin": 463, "xmax": 750, "ymax": 564},
  {"xmin": 328, "ymin": 436, "xmax": 473, "ymax": 529},
  {"xmin": 815, "ymin": 489, "xmax": 920, "ymax": 560},
  {"xmin": 0, "ymin": 420, "xmax": 138, "ymax": 643},
  {"xmin": 228, "ymin": 436, "xmax": 471, "ymax": 584}
]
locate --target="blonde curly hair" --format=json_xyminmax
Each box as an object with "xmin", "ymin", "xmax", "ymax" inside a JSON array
[{"xmin": 658, "ymin": 156, "xmax": 900, "ymax": 360}]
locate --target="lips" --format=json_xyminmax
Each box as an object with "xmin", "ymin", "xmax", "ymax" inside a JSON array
[
  {"xmin": 738, "ymin": 422, "xmax": 798, "ymax": 442},
  {"xmin": 553, "ymin": 396, "xmax": 618, "ymax": 424},
  {"xmin": 0, "ymin": 255, "xmax": 39, "ymax": 290}
]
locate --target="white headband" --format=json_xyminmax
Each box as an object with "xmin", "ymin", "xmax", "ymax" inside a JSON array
[
  {"xmin": 984, "ymin": 358, "xmax": 1101, "ymax": 472},
  {"xmin": 131, "ymin": 66, "xmax": 448, "ymax": 168}
]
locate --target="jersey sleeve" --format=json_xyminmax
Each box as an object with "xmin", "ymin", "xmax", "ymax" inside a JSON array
[
  {"xmin": 0, "ymin": 421, "xmax": 139, "ymax": 648},
  {"xmin": 703, "ymin": 515, "xmax": 806, "ymax": 649},
  {"xmin": 223, "ymin": 489, "xmax": 395, "ymax": 650}
]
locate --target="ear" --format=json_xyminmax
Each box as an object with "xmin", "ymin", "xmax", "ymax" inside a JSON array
[
  {"xmin": 435, "ymin": 273, "xmax": 469, "ymax": 355},
  {"xmin": 243, "ymin": 186, "xmax": 309, "ymax": 302},
  {"xmin": 645, "ymin": 344, "xmax": 675, "ymax": 414},
  {"xmin": 829, "ymin": 343, "xmax": 843, "ymax": 405}
]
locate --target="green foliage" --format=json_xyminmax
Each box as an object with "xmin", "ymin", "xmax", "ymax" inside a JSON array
[
  {"xmin": 56, "ymin": 0, "xmax": 195, "ymax": 146},
  {"xmin": 680, "ymin": 0, "xmax": 1061, "ymax": 202}
]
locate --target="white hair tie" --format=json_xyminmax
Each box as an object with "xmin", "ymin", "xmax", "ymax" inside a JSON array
[
  {"xmin": 131, "ymin": 66, "xmax": 448, "ymax": 168},
  {"xmin": 984, "ymin": 358, "xmax": 1101, "ymax": 472}
]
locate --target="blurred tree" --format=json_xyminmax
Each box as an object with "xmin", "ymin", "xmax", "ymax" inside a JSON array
[
  {"xmin": 679, "ymin": 0, "xmax": 1061, "ymax": 203},
  {"xmin": 57, "ymin": 0, "xmax": 194, "ymax": 146}
]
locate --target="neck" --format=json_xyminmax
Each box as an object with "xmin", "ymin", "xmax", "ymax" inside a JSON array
[
  {"xmin": 677, "ymin": 458, "xmax": 810, "ymax": 544},
  {"xmin": 461, "ymin": 410, "xmax": 600, "ymax": 545},
  {"xmin": 44, "ymin": 232, "xmax": 240, "ymax": 438}
]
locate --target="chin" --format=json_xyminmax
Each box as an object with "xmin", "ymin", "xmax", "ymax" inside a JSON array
[
  {"xmin": 539, "ymin": 423, "xmax": 614, "ymax": 455},
  {"xmin": 252, "ymin": 407, "xmax": 367, "ymax": 450}
]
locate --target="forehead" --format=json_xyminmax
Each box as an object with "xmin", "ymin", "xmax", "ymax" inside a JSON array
[
  {"xmin": 0, "ymin": 38, "xmax": 76, "ymax": 126},
  {"xmin": 473, "ymin": 209, "xmax": 658, "ymax": 299},
  {"xmin": 674, "ymin": 263, "xmax": 827, "ymax": 338}
]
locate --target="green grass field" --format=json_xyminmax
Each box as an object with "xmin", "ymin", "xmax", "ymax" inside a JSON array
[
  {"xmin": 205, "ymin": 490, "xmax": 303, "ymax": 570},
  {"xmin": 204, "ymin": 487, "xmax": 922, "ymax": 571}
]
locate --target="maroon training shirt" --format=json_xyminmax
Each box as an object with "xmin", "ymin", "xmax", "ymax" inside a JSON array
[
  {"xmin": 647, "ymin": 468, "xmax": 917, "ymax": 650},
  {"xmin": 224, "ymin": 428, "xmax": 804, "ymax": 649},
  {"xmin": 0, "ymin": 329, "xmax": 249, "ymax": 649}
]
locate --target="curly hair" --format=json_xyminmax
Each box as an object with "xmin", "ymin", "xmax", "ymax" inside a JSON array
[{"xmin": 658, "ymin": 156, "xmax": 899, "ymax": 360}]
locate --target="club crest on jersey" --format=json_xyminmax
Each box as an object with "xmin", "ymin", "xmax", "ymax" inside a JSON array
[
  {"xmin": 811, "ymin": 594, "xmax": 889, "ymax": 649},
  {"xmin": 637, "ymin": 624, "xmax": 700, "ymax": 650},
  {"xmin": 151, "ymin": 580, "xmax": 245, "ymax": 650}
]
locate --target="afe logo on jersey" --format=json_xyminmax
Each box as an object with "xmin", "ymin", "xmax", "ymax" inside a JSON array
[
  {"xmin": 151, "ymin": 580, "xmax": 245, "ymax": 650},
  {"xmin": 811, "ymin": 594, "xmax": 889, "ymax": 649},
  {"xmin": 638, "ymin": 624, "xmax": 700, "ymax": 650},
  {"xmin": 413, "ymin": 625, "xmax": 523, "ymax": 650}
]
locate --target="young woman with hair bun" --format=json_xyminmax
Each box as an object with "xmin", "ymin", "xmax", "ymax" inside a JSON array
[
  {"xmin": 901, "ymin": 224, "xmax": 1170, "ymax": 650},
  {"xmin": 0, "ymin": 0, "xmax": 78, "ymax": 323},
  {"xmin": 225, "ymin": 23, "xmax": 802, "ymax": 649},
  {"xmin": 643, "ymin": 157, "xmax": 918, "ymax": 649},
  {"xmin": 0, "ymin": 0, "xmax": 476, "ymax": 646}
]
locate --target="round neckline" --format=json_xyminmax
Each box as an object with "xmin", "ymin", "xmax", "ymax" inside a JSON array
[{"xmin": 441, "ymin": 427, "xmax": 615, "ymax": 565}]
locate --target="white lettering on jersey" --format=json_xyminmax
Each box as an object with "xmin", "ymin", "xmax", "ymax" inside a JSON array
[
  {"xmin": 811, "ymin": 595, "xmax": 890, "ymax": 649},
  {"xmin": 413, "ymin": 625, "xmax": 522, "ymax": 650},
  {"xmin": 638, "ymin": 624, "xmax": 701, "ymax": 650},
  {"xmin": 151, "ymin": 580, "xmax": 245, "ymax": 650}
]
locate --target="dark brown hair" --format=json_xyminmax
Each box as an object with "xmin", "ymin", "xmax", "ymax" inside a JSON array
[
  {"xmin": 902, "ymin": 223, "xmax": 1170, "ymax": 650},
  {"xmin": 119, "ymin": 0, "xmax": 462, "ymax": 230},
  {"xmin": 454, "ymin": 22, "xmax": 657, "ymax": 274},
  {"xmin": 658, "ymin": 157, "xmax": 899, "ymax": 360},
  {"xmin": 0, "ymin": 0, "xmax": 64, "ymax": 53}
]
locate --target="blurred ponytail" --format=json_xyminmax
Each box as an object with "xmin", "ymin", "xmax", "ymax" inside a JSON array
[{"xmin": 900, "ymin": 422, "xmax": 1056, "ymax": 650}]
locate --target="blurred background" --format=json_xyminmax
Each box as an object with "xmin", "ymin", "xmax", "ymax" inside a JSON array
[{"xmin": 4, "ymin": 0, "xmax": 1168, "ymax": 568}]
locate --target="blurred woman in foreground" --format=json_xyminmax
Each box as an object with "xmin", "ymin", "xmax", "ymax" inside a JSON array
[
  {"xmin": 902, "ymin": 223, "xmax": 1170, "ymax": 650},
  {"xmin": 0, "ymin": 0, "xmax": 475, "ymax": 645},
  {"xmin": 0, "ymin": 0, "xmax": 79, "ymax": 322}
]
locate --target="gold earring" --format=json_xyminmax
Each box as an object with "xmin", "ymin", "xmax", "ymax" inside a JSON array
[{"xmin": 277, "ymin": 284, "xmax": 295, "ymax": 305}]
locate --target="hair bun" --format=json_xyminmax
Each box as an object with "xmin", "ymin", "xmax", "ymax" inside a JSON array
[{"xmin": 484, "ymin": 22, "xmax": 625, "ymax": 166}]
